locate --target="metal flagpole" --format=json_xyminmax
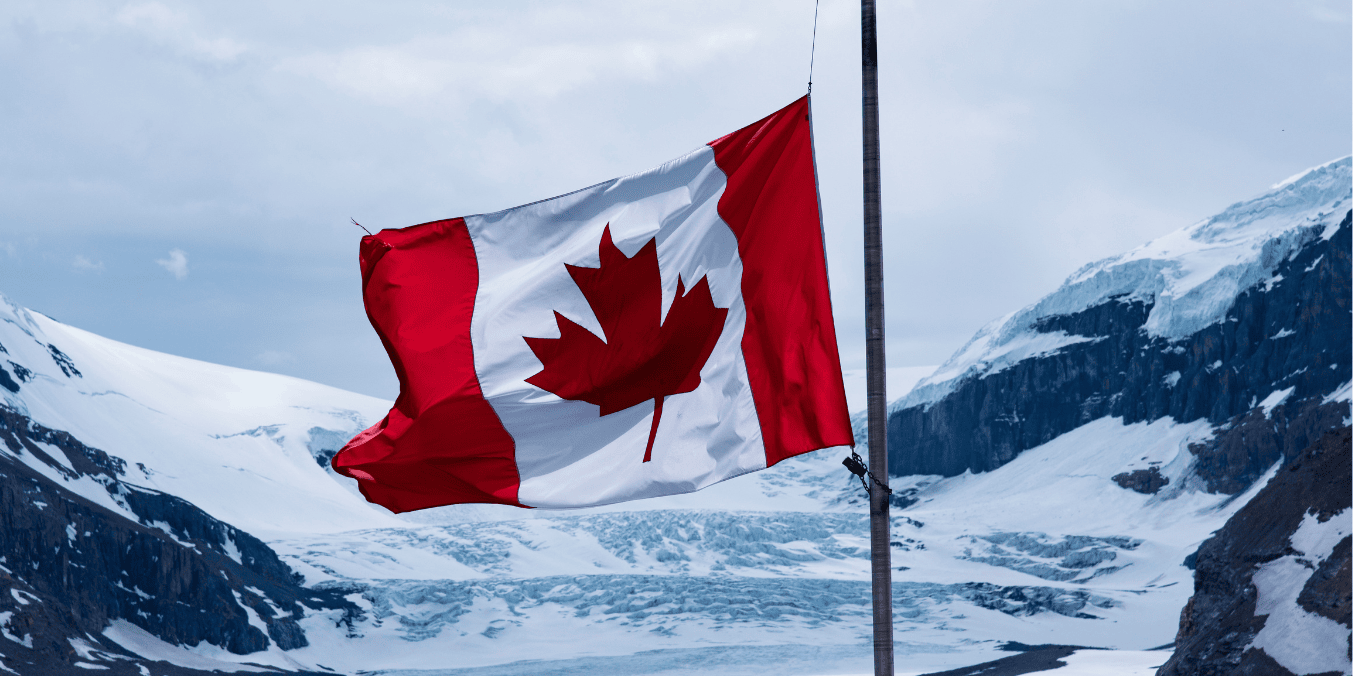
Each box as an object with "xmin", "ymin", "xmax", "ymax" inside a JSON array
[{"xmin": 861, "ymin": 0, "xmax": 893, "ymax": 674}]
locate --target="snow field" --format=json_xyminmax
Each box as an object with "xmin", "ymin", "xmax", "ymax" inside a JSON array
[
  {"xmin": 256, "ymin": 415, "xmax": 1270, "ymax": 672},
  {"xmin": 5, "ymin": 151, "xmax": 1349, "ymax": 672},
  {"xmin": 1, "ymin": 300, "xmax": 1275, "ymax": 673},
  {"xmin": 1248, "ymin": 508, "xmax": 1353, "ymax": 675},
  {"xmin": 1, "ymin": 299, "xmax": 403, "ymax": 537}
]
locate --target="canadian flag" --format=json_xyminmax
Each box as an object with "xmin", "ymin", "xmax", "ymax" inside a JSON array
[{"xmin": 334, "ymin": 96, "xmax": 853, "ymax": 511}]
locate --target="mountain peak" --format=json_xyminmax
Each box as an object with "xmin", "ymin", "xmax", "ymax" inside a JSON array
[{"xmin": 898, "ymin": 156, "xmax": 1351, "ymax": 411}]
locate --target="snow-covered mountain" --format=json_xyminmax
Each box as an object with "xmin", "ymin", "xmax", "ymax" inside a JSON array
[
  {"xmin": 0, "ymin": 298, "xmax": 402, "ymax": 674},
  {"xmin": 888, "ymin": 158, "xmax": 1350, "ymax": 485},
  {"xmin": 898, "ymin": 156, "xmax": 1349, "ymax": 412},
  {"xmin": 0, "ymin": 157, "xmax": 1348, "ymax": 675},
  {"xmin": 883, "ymin": 155, "xmax": 1352, "ymax": 675},
  {"xmin": 1159, "ymin": 426, "xmax": 1350, "ymax": 675}
]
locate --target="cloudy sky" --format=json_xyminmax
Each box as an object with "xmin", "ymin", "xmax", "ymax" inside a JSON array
[{"xmin": 1, "ymin": 0, "xmax": 1348, "ymax": 400}]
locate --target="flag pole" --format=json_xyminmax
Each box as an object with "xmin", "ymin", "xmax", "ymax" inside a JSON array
[{"xmin": 861, "ymin": 0, "xmax": 894, "ymax": 674}]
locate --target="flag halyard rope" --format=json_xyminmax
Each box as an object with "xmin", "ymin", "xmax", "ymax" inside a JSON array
[{"xmin": 808, "ymin": 0, "xmax": 821, "ymax": 94}]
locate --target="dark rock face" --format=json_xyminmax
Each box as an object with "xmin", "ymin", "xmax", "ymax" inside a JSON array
[
  {"xmin": 1299, "ymin": 535, "xmax": 1351, "ymax": 627},
  {"xmin": 0, "ymin": 573, "xmax": 265, "ymax": 676},
  {"xmin": 919, "ymin": 645, "xmax": 1082, "ymax": 676},
  {"xmin": 1112, "ymin": 467, "xmax": 1169, "ymax": 494},
  {"xmin": 0, "ymin": 405, "xmax": 358, "ymax": 673},
  {"xmin": 45, "ymin": 343, "xmax": 81, "ymax": 378},
  {"xmin": 7, "ymin": 361, "xmax": 33, "ymax": 383},
  {"xmin": 0, "ymin": 364, "xmax": 17, "ymax": 393},
  {"xmin": 1187, "ymin": 392, "xmax": 1349, "ymax": 494},
  {"xmin": 1156, "ymin": 426, "xmax": 1351, "ymax": 676},
  {"xmin": 888, "ymin": 211, "xmax": 1351, "ymax": 494}
]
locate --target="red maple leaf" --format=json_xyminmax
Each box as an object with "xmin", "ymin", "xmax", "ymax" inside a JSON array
[{"xmin": 524, "ymin": 224, "xmax": 729, "ymax": 463}]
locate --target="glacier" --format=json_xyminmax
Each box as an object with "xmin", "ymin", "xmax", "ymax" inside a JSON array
[
  {"xmin": 0, "ymin": 288, "xmax": 1246, "ymax": 674},
  {"xmin": 1, "ymin": 156, "xmax": 1349, "ymax": 674}
]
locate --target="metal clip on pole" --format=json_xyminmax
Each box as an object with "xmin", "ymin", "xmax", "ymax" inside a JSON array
[
  {"xmin": 843, "ymin": 452, "xmax": 871, "ymax": 495},
  {"xmin": 844, "ymin": 451, "xmax": 893, "ymax": 497}
]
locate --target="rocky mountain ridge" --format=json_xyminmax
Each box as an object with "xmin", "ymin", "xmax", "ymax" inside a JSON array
[
  {"xmin": 887, "ymin": 161, "xmax": 1350, "ymax": 496},
  {"xmin": 0, "ymin": 405, "xmax": 357, "ymax": 674},
  {"xmin": 1159, "ymin": 426, "xmax": 1350, "ymax": 676},
  {"xmin": 0, "ymin": 158, "xmax": 1348, "ymax": 674}
]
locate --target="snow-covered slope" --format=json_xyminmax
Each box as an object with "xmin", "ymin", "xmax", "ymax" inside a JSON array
[
  {"xmin": 0, "ymin": 296, "xmax": 401, "ymax": 537},
  {"xmin": 2, "ymin": 290, "xmax": 1247, "ymax": 674},
  {"xmin": 1159, "ymin": 426, "xmax": 1351, "ymax": 676},
  {"xmin": 885, "ymin": 155, "xmax": 1351, "ymax": 489},
  {"xmin": 1, "ymin": 157, "xmax": 1348, "ymax": 674},
  {"xmin": 259, "ymin": 415, "xmax": 1264, "ymax": 675}
]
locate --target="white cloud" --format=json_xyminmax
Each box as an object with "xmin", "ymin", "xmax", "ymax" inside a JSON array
[
  {"xmin": 255, "ymin": 350, "xmax": 295, "ymax": 367},
  {"xmin": 156, "ymin": 249, "xmax": 188, "ymax": 280},
  {"xmin": 277, "ymin": 20, "xmax": 757, "ymax": 108},
  {"xmin": 1302, "ymin": 0, "xmax": 1351, "ymax": 23},
  {"xmin": 115, "ymin": 2, "xmax": 248, "ymax": 62},
  {"xmin": 0, "ymin": 0, "xmax": 1346, "ymax": 398},
  {"xmin": 72, "ymin": 255, "xmax": 104, "ymax": 272}
]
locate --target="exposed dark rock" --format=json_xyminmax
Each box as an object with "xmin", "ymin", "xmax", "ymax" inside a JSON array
[
  {"xmin": 1187, "ymin": 394, "xmax": 1349, "ymax": 494},
  {"xmin": 306, "ymin": 426, "xmax": 353, "ymax": 467},
  {"xmin": 0, "ymin": 364, "xmax": 17, "ymax": 393},
  {"xmin": 7, "ymin": 360, "xmax": 33, "ymax": 383},
  {"xmin": 1156, "ymin": 426, "xmax": 1351, "ymax": 676},
  {"xmin": 1230, "ymin": 647, "xmax": 1325, "ymax": 676},
  {"xmin": 0, "ymin": 407, "xmax": 127, "ymax": 478},
  {"xmin": 997, "ymin": 641, "xmax": 1093, "ymax": 652},
  {"xmin": 1112, "ymin": 467, "xmax": 1169, "ymax": 494},
  {"xmin": 888, "ymin": 487, "xmax": 921, "ymax": 509},
  {"xmin": 0, "ymin": 405, "xmax": 359, "ymax": 672},
  {"xmin": 45, "ymin": 343, "xmax": 81, "ymax": 378},
  {"xmin": 918, "ymin": 645, "xmax": 1083, "ymax": 676},
  {"xmin": 1298, "ymin": 536, "xmax": 1351, "ymax": 627},
  {"xmin": 0, "ymin": 571, "xmax": 285, "ymax": 676},
  {"xmin": 888, "ymin": 211, "xmax": 1351, "ymax": 495},
  {"xmin": 1182, "ymin": 550, "xmax": 1198, "ymax": 571}
]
